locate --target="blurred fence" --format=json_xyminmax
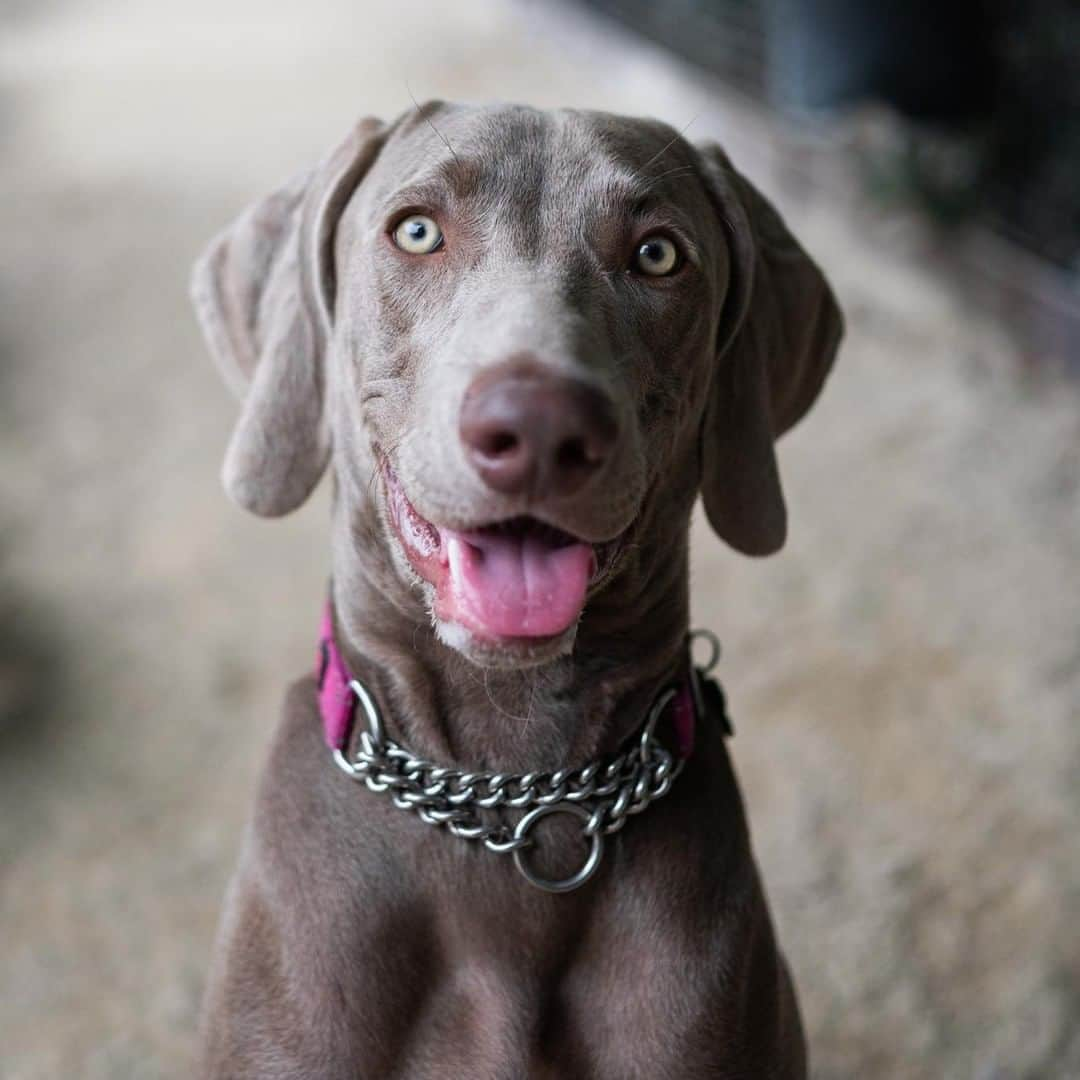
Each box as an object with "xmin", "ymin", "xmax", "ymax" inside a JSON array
[{"xmin": 580, "ymin": 0, "xmax": 1080, "ymax": 367}]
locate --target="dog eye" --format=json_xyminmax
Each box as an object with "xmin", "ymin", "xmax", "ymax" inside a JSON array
[
  {"xmin": 392, "ymin": 214, "xmax": 443, "ymax": 255},
  {"xmin": 632, "ymin": 235, "xmax": 680, "ymax": 277}
]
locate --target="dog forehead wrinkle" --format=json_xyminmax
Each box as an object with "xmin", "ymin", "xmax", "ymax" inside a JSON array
[
  {"xmin": 416, "ymin": 105, "xmax": 552, "ymax": 182},
  {"xmin": 439, "ymin": 112, "xmax": 617, "ymax": 218},
  {"xmin": 374, "ymin": 111, "xmax": 709, "ymax": 270}
]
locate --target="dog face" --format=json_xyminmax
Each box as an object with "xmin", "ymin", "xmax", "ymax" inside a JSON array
[{"xmin": 192, "ymin": 103, "xmax": 841, "ymax": 669}]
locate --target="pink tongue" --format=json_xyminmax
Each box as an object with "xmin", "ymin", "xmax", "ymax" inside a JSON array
[{"xmin": 439, "ymin": 529, "xmax": 594, "ymax": 639}]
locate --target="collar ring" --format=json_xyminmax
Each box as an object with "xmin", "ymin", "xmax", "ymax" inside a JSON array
[{"xmin": 512, "ymin": 802, "xmax": 605, "ymax": 893}]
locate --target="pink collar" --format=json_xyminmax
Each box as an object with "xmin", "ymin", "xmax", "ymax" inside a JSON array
[
  {"xmin": 316, "ymin": 603, "xmax": 361, "ymax": 751},
  {"xmin": 316, "ymin": 602, "xmax": 701, "ymax": 758}
]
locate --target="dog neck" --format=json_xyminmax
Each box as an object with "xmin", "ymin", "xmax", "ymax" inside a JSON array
[{"xmin": 327, "ymin": 481, "xmax": 694, "ymax": 774}]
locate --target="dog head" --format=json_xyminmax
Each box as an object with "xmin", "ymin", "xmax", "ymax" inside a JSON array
[{"xmin": 192, "ymin": 103, "xmax": 841, "ymax": 669}]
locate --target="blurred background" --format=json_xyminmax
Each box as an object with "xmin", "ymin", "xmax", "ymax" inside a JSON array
[{"xmin": 1, "ymin": 1, "xmax": 1077, "ymax": 1076}]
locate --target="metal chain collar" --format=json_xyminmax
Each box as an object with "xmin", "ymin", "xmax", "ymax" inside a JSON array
[{"xmin": 331, "ymin": 630, "xmax": 721, "ymax": 893}]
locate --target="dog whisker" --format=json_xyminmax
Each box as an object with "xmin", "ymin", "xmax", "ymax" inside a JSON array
[
  {"xmin": 632, "ymin": 113, "xmax": 699, "ymax": 186},
  {"xmin": 406, "ymin": 83, "xmax": 460, "ymax": 166}
]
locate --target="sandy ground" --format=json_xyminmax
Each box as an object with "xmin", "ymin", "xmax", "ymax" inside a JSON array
[{"xmin": 1, "ymin": 1, "xmax": 1078, "ymax": 1077}]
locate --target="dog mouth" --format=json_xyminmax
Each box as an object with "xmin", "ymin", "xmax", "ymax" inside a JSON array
[{"xmin": 383, "ymin": 463, "xmax": 622, "ymax": 643}]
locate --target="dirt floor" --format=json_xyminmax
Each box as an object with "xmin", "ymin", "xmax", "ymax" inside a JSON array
[{"xmin": 1, "ymin": 1, "xmax": 1078, "ymax": 1077}]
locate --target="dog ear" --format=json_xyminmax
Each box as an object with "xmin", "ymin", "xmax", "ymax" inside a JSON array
[
  {"xmin": 695, "ymin": 144, "xmax": 843, "ymax": 555},
  {"xmin": 190, "ymin": 117, "xmax": 388, "ymax": 516}
]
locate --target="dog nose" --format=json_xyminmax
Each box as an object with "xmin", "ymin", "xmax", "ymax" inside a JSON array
[{"xmin": 460, "ymin": 362, "xmax": 618, "ymax": 498}]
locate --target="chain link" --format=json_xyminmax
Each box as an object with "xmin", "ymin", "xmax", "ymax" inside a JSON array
[
  {"xmin": 331, "ymin": 680, "xmax": 688, "ymax": 887},
  {"xmin": 334, "ymin": 711, "xmax": 684, "ymax": 853}
]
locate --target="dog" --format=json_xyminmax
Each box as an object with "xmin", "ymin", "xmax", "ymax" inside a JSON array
[{"xmin": 191, "ymin": 101, "xmax": 842, "ymax": 1078}]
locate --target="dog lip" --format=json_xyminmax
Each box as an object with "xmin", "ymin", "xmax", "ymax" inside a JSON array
[
  {"xmin": 382, "ymin": 460, "xmax": 445, "ymax": 567},
  {"xmin": 379, "ymin": 457, "xmax": 630, "ymax": 595},
  {"xmin": 443, "ymin": 516, "xmax": 587, "ymax": 552},
  {"xmin": 380, "ymin": 458, "xmax": 626, "ymax": 560}
]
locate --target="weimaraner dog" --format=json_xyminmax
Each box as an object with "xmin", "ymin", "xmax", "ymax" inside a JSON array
[{"xmin": 191, "ymin": 101, "xmax": 841, "ymax": 1078}]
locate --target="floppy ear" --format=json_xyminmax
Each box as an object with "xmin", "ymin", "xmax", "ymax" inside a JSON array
[
  {"xmin": 696, "ymin": 144, "xmax": 843, "ymax": 555},
  {"xmin": 190, "ymin": 117, "xmax": 387, "ymax": 516}
]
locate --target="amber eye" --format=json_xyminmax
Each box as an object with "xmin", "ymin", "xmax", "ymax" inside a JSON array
[
  {"xmin": 632, "ymin": 235, "xmax": 680, "ymax": 277},
  {"xmin": 392, "ymin": 214, "xmax": 443, "ymax": 254}
]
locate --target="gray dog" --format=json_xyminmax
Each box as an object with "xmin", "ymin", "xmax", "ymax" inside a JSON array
[{"xmin": 191, "ymin": 101, "xmax": 841, "ymax": 1078}]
